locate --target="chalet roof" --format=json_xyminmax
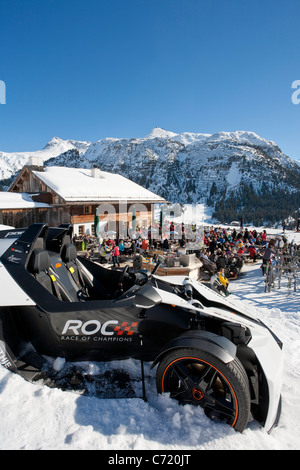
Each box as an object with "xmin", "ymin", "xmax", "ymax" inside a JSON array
[
  {"xmin": 0, "ymin": 192, "xmax": 50, "ymax": 209},
  {"xmin": 31, "ymin": 166, "xmax": 166, "ymax": 203}
]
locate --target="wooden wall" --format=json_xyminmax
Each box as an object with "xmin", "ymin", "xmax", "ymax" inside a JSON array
[
  {"xmin": 1, "ymin": 207, "xmax": 71, "ymax": 228},
  {"xmin": 1, "ymin": 202, "xmax": 154, "ymax": 230}
]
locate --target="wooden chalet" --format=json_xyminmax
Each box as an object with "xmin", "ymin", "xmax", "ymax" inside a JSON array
[{"xmin": 3, "ymin": 158, "xmax": 166, "ymax": 236}]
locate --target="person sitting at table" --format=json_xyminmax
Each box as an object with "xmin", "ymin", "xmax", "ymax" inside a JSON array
[
  {"xmin": 218, "ymin": 268, "xmax": 230, "ymax": 295},
  {"xmin": 141, "ymin": 238, "xmax": 149, "ymax": 252},
  {"xmin": 118, "ymin": 239, "xmax": 125, "ymax": 254},
  {"xmin": 105, "ymin": 238, "xmax": 114, "ymax": 251},
  {"xmin": 247, "ymin": 244, "xmax": 258, "ymax": 262}
]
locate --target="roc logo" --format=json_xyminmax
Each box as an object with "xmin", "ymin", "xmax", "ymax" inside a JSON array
[
  {"xmin": 61, "ymin": 319, "xmax": 138, "ymax": 337},
  {"xmin": 114, "ymin": 322, "xmax": 138, "ymax": 336}
]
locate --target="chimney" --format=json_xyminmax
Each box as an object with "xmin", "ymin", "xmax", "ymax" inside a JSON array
[
  {"xmin": 91, "ymin": 164, "xmax": 101, "ymax": 179},
  {"xmin": 28, "ymin": 156, "xmax": 44, "ymax": 169}
]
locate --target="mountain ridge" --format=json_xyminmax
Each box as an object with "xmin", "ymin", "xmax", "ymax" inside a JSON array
[{"xmin": 1, "ymin": 128, "xmax": 300, "ymax": 225}]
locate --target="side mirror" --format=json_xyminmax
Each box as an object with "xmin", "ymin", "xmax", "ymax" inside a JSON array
[{"xmin": 133, "ymin": 284, "xmax": 161, "ymax": 309}]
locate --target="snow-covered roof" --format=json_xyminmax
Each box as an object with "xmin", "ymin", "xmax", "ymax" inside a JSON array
[
  {"xmin": 0, "ymin": 224, "xmax": 14, "ymax": 230},
  {"xmin": 32, "ymin": 166, "xmax": 166, "ymax": 203},
  {"xmin": 0, "ymin": 192, "xmax": 50, "ymax": 209}
]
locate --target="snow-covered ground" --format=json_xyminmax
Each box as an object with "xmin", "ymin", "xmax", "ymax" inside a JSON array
[{"xmin": 0, "ymin": 232, "xmax": 299, "ymax": 451}]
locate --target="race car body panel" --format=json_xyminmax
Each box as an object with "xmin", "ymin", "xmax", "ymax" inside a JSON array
[
  {"xmin": 153, "ymin": 275, "xmax": 283, "ymax": 433},
  {"xmin": 0, "ymin": 223, "xmax": 283, "ymax": 433},
  {"xmin": 0, "ymin": 261, "xmax": 36, "ymax": 307}
]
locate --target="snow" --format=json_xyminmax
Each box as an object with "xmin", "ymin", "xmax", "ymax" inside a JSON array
[
  {"xmin": 0, "ymin": 230, "xmax": 299, "ymax": 450},
  {"xmin": 171, "ymin": 132, "xmax": 211, "ymax": 146},
  {"xmin": 0, "ymin": 192, "xmax": 50, "ymax": 209},
  {"xmin": 145, "ymin": 128, "xmax": 178, "ymax": 140},
  {"xmin": 145, "ymin": 128, "xmax": 215, "ymax": 146},
  {"xmin": 206, "ymin": 130, "xmax": 273, "ymax": 147},
  {"xmin": 144, "ymin": 128, "xmax": 276, "ymax": 149},
  {"xmin": 226, "ymin": 162, "xmax": 242, "ymax": 188}
]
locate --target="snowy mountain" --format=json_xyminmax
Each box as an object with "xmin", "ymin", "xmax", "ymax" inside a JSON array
[
  {"xmin": 79, "ymin": 128, "xmax": 298, "ymax": 201},
  {"xmin": 1, "ymin": 128, "xmax": 300, "ymax": 224},
  {"xmin": 0, "ymin": 137, "xmax": 90, "ymax": 182}
]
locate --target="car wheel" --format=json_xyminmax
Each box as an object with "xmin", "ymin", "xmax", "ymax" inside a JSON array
[{"xmin": 156, "ymin": 347, "xmax": 251, "ymax": 432}]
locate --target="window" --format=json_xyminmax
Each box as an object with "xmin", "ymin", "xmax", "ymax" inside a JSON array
[
  {"xmin": 78, "ymin": 225, "xmax": 85, "ymax": 236},
  {"xmin": 84, "ymin": 206, "xmax": 91, "ymax": 214}
]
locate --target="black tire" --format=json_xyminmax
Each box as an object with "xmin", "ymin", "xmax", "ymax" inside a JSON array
[{"xmin": 156, "ymin": 347, "xmax": 251, "ymax": 432}]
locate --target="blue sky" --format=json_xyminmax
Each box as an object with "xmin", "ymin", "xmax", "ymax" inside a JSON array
[{"xmin": 0, "ymin": 0, "xmax": 300, "ymax": 159}]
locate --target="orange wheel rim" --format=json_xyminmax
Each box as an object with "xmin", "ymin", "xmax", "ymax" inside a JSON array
[{"xmin": 161, "ymin": 356, "xmax": 239, "ymax": 428}]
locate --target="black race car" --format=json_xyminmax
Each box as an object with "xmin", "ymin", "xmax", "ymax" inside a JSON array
[{"xmin": 0, "ymin": 223, "xmax": 283, "ymax": 433}]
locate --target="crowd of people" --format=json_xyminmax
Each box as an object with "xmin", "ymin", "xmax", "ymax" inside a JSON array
[
  {"xmin": 201, "ymin": 225, "xmax": 296, "ymax": 294},
  {"xmin": 73, "ymin": 232, "xmax": 152, "ymax": 267},
  {"xmin": 73, "ymin": 223, "xmax": 294, "ymax": 296}
]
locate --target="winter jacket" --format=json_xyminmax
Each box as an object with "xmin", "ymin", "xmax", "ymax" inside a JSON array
[
  {"xmin": 112, "ymin": 246, "xmax": 120, "ymax": 257},
  {"xmin": 219, "ymin": 273, "xmax": 229, "ymax": 288},
  {"xmin": 262, "ymin": 247, "xmax": 274, "ymax": 261}
]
